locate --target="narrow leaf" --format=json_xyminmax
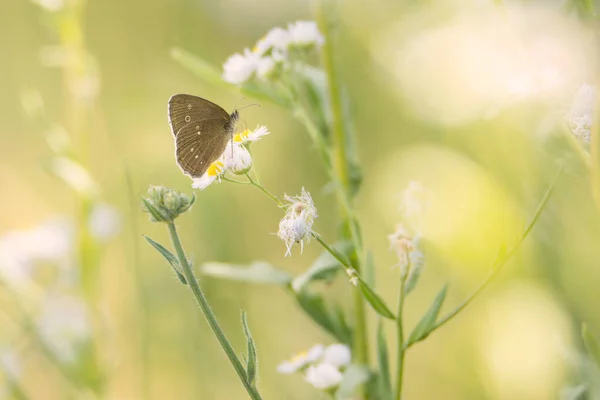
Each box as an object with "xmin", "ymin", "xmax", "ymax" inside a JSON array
[
  {"xmin": 364, "ymin": 251, "xmax": 376, "ymax": 288},
  {"xmin": 141, "ymin": 198, "xmax": 168, "ymax": 223},
  {"xmin": 143, "ymin": 235, "xmax": 187, "ymax": 284},
  {"xmin": 376, "ymin": 322, "xmax": 392, "ymax": 400},
  {"xmin": 291, "ymin": 241, "xmax": 352, "ymax": 292},
  {"xmin": 201, "ymin": 261, "xmax": 292, "ymax": 285},
  {"xmin": 295, "ymin": 290, "xmax": 350, "ymax": 344},
  {"xmin": 406, "ymin": 285, "xmax": 448, "ymax": 347},
  {"xmin": 582, "ymin": 323, "xmax": 600, "ymax": 368},
  {"xmin": 357, "ymin": 278, "xmax": 395, "ymax": 320},
  {"xmin": 241, "ymin": 310, "xmax": 258, "ymax": 386}
]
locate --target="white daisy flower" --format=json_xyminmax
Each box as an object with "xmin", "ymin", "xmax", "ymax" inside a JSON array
[
  {"xmin": 287, "ymin": 21, "xmax": 325, "ymax": 49},
  {"xmin": 223, "ymin": 142, "xmax": 252, "ymax": 175},
  {"xmin": 256, "ymin": 57, "xmax": 276, "ymax": 81},
  {"xmin": 51, "ymin": 157, "xmax": 98, "ymax": 197},
  {"xmin": 304, "ymin": 363, "xmax": 343, "ymax": 390},
  {"xmin": 222, "ymin": 49, "xmax": 258, "ymax": 85},
  {"xmin": 278, "ymin": 188, "xmax": 318, "ymax": 256},
  {"xmin": 192, "ymin": 160, "xmax": 225, "ymax": 190},
  {"xmin": 233, "ymin": 125, "xmax": 270, "ymax": 144},
  {"xmin": 322, "ymin": 344, "xmax": 351, "ymax": 368},
  {"xmin": 568, "ymin": 83, "xmax": 595, "ymax": 144},
  {"xmin": 37, "ymin": 294, "xmax": 90, "ymax": 364},
  {"xmin": 30, "ymin": 0, "xmax": 64, "ymax": 12},
  {"xmin": 88, "ymin": 203, "xmax": 121, "ymax": 241},
  {"xmin": 277, "ymin": 344, "xmax": 324, "ymax": 374},
  {"xmin": 253, "ymin": 27, "xmax": 289, "ymax": 56}
]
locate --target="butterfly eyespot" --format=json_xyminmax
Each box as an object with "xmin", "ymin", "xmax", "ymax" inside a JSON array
[
  {"xmin": 195, "ymin": 155, "xmax": 198, "ymax": 159},
  {"xmin": 185, "ymin": 115, "xmax": 191, "ymax": 122},
  {"xmin": 190, "ymin": 148, "xmax": 194, "ymax": 152},
  {"xmin": 197, "ymin": 131, "xmax": 201, "ymax": 135},
  {"xmin": 195, "ymin": 125, "xmax": 199, "ymax": 129},
  {"xmin": 187, "ymin": 104, "xmax": 192, "ymax": 109}
]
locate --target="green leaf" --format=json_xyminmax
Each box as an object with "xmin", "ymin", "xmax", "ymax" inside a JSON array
[
  {"xmin": 143, "ymin": 235, "xmax": 186, "ymax": 284},
  {"xmin": 357, "ymin": 278, "xmax": 395, "ymax": 320},
  {"xmin": 295, "ymin": 290, "xmax": 351, "ymax": 345},
  {"xmin": 406, "ymin": 285, "xmax": 448, "ymax": 347},
  {"xmin": 364, "ymin": 251, "xmax": 376, "ymax": 288},
  {"xmin": 376, "ymin": 322, "xmax": 392, "ymax": 400},
  {"xmin": 200, "ymin": 261, "xmax": 292, "ymax": 285},
  {"xmin": 291, "ymin": 242, "xmax": 352, "ymax": 292},
  {"xmin": 141, "ymin": 198, "xmax": 169, "ymax": 223},
  {"xmin": 170, "ymin": 47, "xmax": 290, "ymax": 107},
  {"xmin": 582, "ymin": 323, "xmax": 600, "ymax": 369},
  {"xmin": 493, "ymin": 242, "xmax": 507, "ymax": 268},
  {"xmin": 335, "ymin": 364, "xmax": 371, "ymax": 400},
  {"xmin": 241, "ymin": 310, "xmax": 258, "ymax": 386}
]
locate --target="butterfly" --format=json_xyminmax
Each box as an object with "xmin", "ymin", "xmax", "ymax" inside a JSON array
[{"xmin": 168, "ymin": 94, "xmax": 239, "ymax": 178}]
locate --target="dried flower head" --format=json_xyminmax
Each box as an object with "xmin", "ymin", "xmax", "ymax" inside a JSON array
[{"xmin": 277, "ymin": 188, "xmax": 318, "ymax": 256}]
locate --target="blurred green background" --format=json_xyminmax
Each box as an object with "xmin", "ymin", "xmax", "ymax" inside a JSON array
[{"xmin": 1, "ymin": 0, "xmax": 600, "ymax": 399}]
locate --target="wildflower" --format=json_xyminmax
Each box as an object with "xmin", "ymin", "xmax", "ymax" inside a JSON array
[
  {"xmin": 253, "ymin": 27, "xmax": 290, "ymax": 56},
  {"xmin": 30, "ymin": 0, "xmax": 64, "ymax": 12},
  {"xmin": 88, "ymin": 203, "xmax": 121, "ymax": 241},
  {"xmin": 388, "ymin": 224, "xmax": 423, "ymax": 280},
  {"xmin": 322, "ymin": 344, "xmax": 351, "ymax": 368},
  {"xmin": 142, "ymin": 186, "xmax": 195, "ymax": 222},
  {"xmin": 51, "ymin": 157, "xmax": 98, "ymax": 197},
  {"xmin": 305, "ymin": 363, "xmax": 343, "ymax": 390},
  {"xmin": 346, "ymin": 268, "xmax": 359, "ymax": 287},
  {"xmin": 222, "ymin": 49, "xmax": 258, "ymax": 85},
  {"xmin": 222, "ymin": 142, "xmax": 252, "ymax": 175},
  {"xmin": 36, "ymin": 294, "xmax": 90, "ymax": 364},
  {"xmin": 287, "ymin": 21, "xmax": 324, "ymax": 50},
  {"xmin": 568, "ymin": 83, "xmax": 595, "ymax": 144},
  {"xmin": 0, "ymin": 219, "xmax": 73, "ymax": 290},
  {"xmin": 278, "ymin": 188, "xmax": 318, "ymax": 256},
  {"xmin": 401, "ymin": 181, "xmax": 431, "ymax": 223},
  {"xmin": 233, "ymin": 125, "xmax": 270, "ymax": 144},
  {"xmin": 192, "ymin": 160, "xmax": 226, "ymax": 190},
  {"xmin": 277, "ymin": 344, "xmax": 324, "ymax": 374}
]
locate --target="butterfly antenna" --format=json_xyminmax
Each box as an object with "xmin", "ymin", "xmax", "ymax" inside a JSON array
[
  {"xmin": 237, "ymin": 103, "xmax": 260, "ymax": 111},
  {"xmin": 233, "ymin": 96, "xmax": 247, "ymax": 111}
]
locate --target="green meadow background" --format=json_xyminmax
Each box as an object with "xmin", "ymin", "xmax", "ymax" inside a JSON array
[{"xmin": 1, "ymin": 0, "xmax": 599, "ymax": 398}]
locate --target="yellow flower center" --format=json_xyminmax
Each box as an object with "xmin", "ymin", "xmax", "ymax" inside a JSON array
[
  {"xmin": 233, "ymin": 129, "xmax": 251, "ymax": 143},
  {"xmin": 207, "ymin": 161, "xmax": 224, "ymax": 177},
  {"xmin": 290, "ymin": 351, "xmax": 308, "ymax": 363}
]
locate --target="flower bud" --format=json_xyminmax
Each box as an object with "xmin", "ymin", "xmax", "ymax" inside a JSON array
[{"xmin": 142, "ymin": 186, "xmax": 195, "ymax": 223}]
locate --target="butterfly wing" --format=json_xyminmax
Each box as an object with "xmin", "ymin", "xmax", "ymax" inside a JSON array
[
  {"xmin": 168, "ymin": 94, "xmax": 230, "ymax": 137},
  {"xmin": 175, "ymin": 118, "xmax": 230, "ymax": 178}
]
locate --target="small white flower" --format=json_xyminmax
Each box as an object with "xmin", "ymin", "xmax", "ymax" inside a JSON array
[
  {"xmin": 88, "ymin": 203, "xmax": 121, "ymax": 241},
  {"xmin": 388, "ymin": 224, "xmax": 419, "ymax": 278},
  {"xmin": 0, "ymin": 219, "xmax": 73, "ymax": 290},
  {"xmin": 192, "ymin": 160, "xmax": 226, "ymax": 190},
  {"xmin": 223, "ymin": 142, "xmax": 252, "ymax": 174},
  {"xmin": 222, "ymin": 49, "xmax": 258, "ymax": 85},
  {"xmin": 568, "ymin": 83, "xmax": 595, "ymax": 144},
  {"xmin": 0, "ymin": 350, "xmax": 21, "ymax": 382},
  {"xmin": 305, "ymin": 363, "xmax": 343, "ymax": 390},
  {"xmin": 51, "ymin": 157, "xmax": 98, "ymax": 197},
  {"xmin": 323, "ymin": 344, "xmax": 351, "ymax": 368},
  {"xmin": 37, "ymin": 294, "xmax": 90, "ymax": 364},
  {"xmin": 253, "ymin": 27, "xmax": 290, "ymax": 56},
  {"xmin": 277, "ymin": 344, "xmax": 324, "ymax": 374},
  {"xmin": 287, "ymin": 21, "xmax": 324, "ymax": 49},
  {"xmin": 233, "ymin": 125, "xmax": 270, "ymax": 144},
  {"xmin": 30, "ymin": 0, "xmax": 64, "ymax": 12},
  {"xmin": 278, "ymin": 188, "xmax": 318, "ymax": 256},
  {"xmin": 256, "ymin": 57, "xmax": 276, "ymax": 81},
  {"xmin": 401, "ymin": 181, "xmax": 431, "ymax": 223}
]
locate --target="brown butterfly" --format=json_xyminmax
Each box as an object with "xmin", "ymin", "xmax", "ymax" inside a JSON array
[{"xmin": 168, "ymin": 94, "xmax": 238, "ymax": 178}]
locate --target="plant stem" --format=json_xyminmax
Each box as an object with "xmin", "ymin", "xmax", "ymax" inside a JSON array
[
  {"xmin": 405, "ymin": 164, "xmax": 563, "ymax": 349},
  {"xmin": 394, "ymin": 279, "xmax": 406, "ymax": 400},
  {"xmin": 316, "ymin": 0, "xmax": 369, "ymax": 371},
  {"xmin": 166, "ymin": 222, "xmax": 263, "ymax": 400},
  {"xmin": 245, "ymin": 174, "xmax": 284, "ymax": 207}
]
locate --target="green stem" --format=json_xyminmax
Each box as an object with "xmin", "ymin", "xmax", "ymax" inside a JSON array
[
  {"xmin": 245, "ymin": 174, "xmax": 284, "ymax": 207},
  {"xmin": 166, "ymin": 222, "xmax": 263, "ymax": 400},
  {"xmin": 394, "ymin": 278, "xmax": 406, "ymax": 400},
  {"xmin": 316, "ymin": 0, "xmax": 369, "ymax": 371},
  {"xmin": 405, "ymin": 164, "xmax": 564, "ymax": 349}
]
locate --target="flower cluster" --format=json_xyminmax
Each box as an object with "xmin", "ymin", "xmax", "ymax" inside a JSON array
[
  {"xmin": 277, "ymin": 187, "xmax": 318, "ymax": 256},
  {"xmin": 191, "ymin": 125, "xmax": 270, "ymax": 190},
  {"xmin": 142, "ymin": 186, "xmax": 195, "ymax": 222},
  {"xmin": 222, "ymin": 21, "xmax": 324, "ymax": 85},
  {"xmin": 277, "ymin": 343, "xmax": 351, "ymax": 391},
  {"xmin": 568, "ymin": 83, "xmax": 595, "ymax": 144}
]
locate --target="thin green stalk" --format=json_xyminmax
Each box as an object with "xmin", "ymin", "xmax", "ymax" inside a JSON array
[
  {"xmin": 166, "ymin": 222, "xmax": 263, "ymax": 400},
  {"xmin": 245, "ymin": 174, "xmax": 284, "ymax": 207},
  {"xmin": 315, "ymin": 236, "xmax": 351, "ymax": 269},
  {"xmin": 315, "ymin": 0, "xmax": 369, "ymax": 371},
  {"xmin": 405, "ymin": 164, "xmax": 563, "ymax": 349},
  {"xmin": 394, "ymin": 279, "xmax": 406, "ymax": 400}
]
